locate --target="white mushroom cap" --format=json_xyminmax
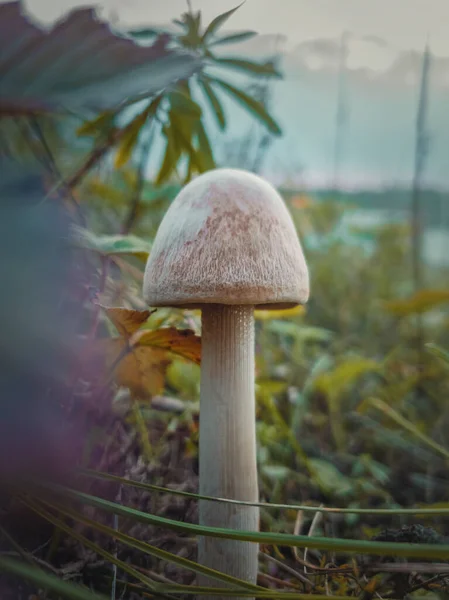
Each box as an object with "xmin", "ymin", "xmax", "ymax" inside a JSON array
[{"xmin": 143, "ymin": 168, "xmax": 309, "ymax": 309}]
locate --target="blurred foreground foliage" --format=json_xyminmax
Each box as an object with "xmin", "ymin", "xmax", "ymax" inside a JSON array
[{"xmin": 1, "ymin": 2, "xmax": 449, "ymax": 599}]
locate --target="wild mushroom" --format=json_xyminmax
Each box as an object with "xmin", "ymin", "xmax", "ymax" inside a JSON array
[{"xmin": 143, "ymin": 168, "xmax": 309, "ymax": 596}]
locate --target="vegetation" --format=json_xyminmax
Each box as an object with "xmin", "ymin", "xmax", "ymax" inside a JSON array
[{"xmin": 1, "ymin": 2, "xmax": 449, "ymax": 599}]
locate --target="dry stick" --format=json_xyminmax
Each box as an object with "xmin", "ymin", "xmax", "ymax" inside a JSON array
[
  {"xmin": 29, "ymin": 116, "xmax": 86, "ymax": 226},
  {"xmin": 259, "ymin": 551, "xmax": 312, "ymax": 588},
  {"xmin": 407, "ymin": 573, "xmax": 449, "ymax": 593},
  {"xmin": 37, "ymin": 126, "xmax": 121, "ymax": 206},
  {"xmin": 292, "ymin": 510, "xmax": 304, "ymax": 566},
  {"xmin": 87, "ymin": 256, "xmax": 109, "ymax": 339},
  {"xmin": 291, "ymin": 506, "xmax": 325, "ymax": 575},
  {"xmin": 257, "ymin": 572, "xmax": 303, "ymax": 590},
  {"xmin": 0, "ymin": 551, "xmax": 60, "ymax": 575},
  {"xmin": 291, "ymin": 506, "xmax": 362, "ymax": 599},
  {"xmin": 365, "ymin": 563, "xmax": 449, "ymax": 575},
  {"xmin": 65, "ymin": 129, "xmax": 121, "ymax": 191},
  {"xmin": 111, "ymin": 486, "xmax": 122, "ymax": 600},
  {"xmin": 304, "ymin": 508, "xmax": 324, "ymax": 574}
]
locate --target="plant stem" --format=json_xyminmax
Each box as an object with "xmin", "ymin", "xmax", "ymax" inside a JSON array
[
  {"xmin": 121, "ymin": 123, "xmax": 154, "ymax": 234},
  {"xmin": 198, "ymin": 305, "xmax": 259, "ymax": 599}
]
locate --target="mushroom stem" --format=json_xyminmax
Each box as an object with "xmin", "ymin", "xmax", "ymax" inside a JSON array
[{"xmin": 198, "ymin": 304, "xmax": 259, "ymax": 598}]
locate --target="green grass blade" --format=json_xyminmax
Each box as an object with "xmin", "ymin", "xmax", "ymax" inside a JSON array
[
  {"xmin": 21, "ymin": 496, "xmax": 171, "ymax": 599},
  {"xmin": 40, "ymin": 484, "xmax": 449, "ymax": 560},
  {"xmin": 426, "ymin": 342, "xmax": 449, "ymax": 366},
  {"xmin": 82, "ymin": 469, "xmax": 449, "ymax": 516},
  {"xmin": 156, "ymin": 587, "xmax": 358, "ymax": 599},
  {"xmin": 41, "ymin": 498, "xmax": 263, "ymax": 593},
  {"xmin": 0, "ymin": 555, "xmax": 108, "ymax": 600},
  {"xmin": 368, "ymin": 397, "xmax": 449, "ymax": 462}
]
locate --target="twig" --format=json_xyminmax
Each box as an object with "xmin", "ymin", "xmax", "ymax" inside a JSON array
[
  {"xmin": 365, "ymin": 562, "xmax": 449, "ymax": 575},
  {"xmin": 111, "ymin": 486, "xmax": 121, "ymax": 600},
  {"xmin": 87, "ymin": 256, "xmax": 109, "ymax": 339},
  {"xmin": 0, "ymin": 550, "xmax": 59, "ymax": 575},
  {"xmin": 259, "ymin": 550, "xmax": 312, "ymax": 587},
  {"xmin": 66, "ymin": 129, "xmax": 121, "ymax": 190},
  {"xmin": 407, "ymin": 573, "xmax": 449, "ymax": 593},
  {"xmin": 304, "ymin": 506, "xmax": 324, "ymax": 574},
  {"xmin": 257, "ymin": 571, "xmax": 303, "ymax": 589},
  {"xmin": 29, "ymin": 116, "xmax": 86, "ymax": 226},
  {"xmin": 0, "ymin": 527, "xmax": 35, "ymax": 567},
  {"xmin": 292, "ymin": 510, "xmax": 304, "ymax": 565}
]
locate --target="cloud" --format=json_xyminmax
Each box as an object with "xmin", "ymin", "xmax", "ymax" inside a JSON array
[{"xmin": 361, "ymin": 34, "xmax": 389, "ymax": 48}]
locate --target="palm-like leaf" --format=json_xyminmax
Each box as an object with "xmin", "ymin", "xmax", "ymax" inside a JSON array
[
  {"xmin": 208, "ymin": 76, "xmax": 282, "ymax": 135},
  {"xmin": 210, "ymin": 56, "xmax": 281, "ymax": 78},
  {"xmin": 201, "ymin": 3, "xmax": 244, "ymax": 42}
]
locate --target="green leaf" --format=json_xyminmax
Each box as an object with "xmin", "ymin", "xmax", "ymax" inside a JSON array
[
  {"xmin": 167, "ymin": 359, "xmax": 201, "ymax": 399},
  {"xmin": 255, "ymin": 305, "xmax": 305, "ymax": 320},
  {"xmin": 309, "ymin": 458, "xmax": 355, "ymax": 497},
  {"xmin": 169, "ymin": 89, "xmax": 202, "ymax": 118},
  {"xmin": 268, "ymin": 321, "xmax": 333, "ymax": 342},
  {"xmin": 257, "ymin": 379, "xmax": 288, "ymax": 396},
  {"xmin": 114, "ymin": 112, "xmax": 146, "ymax": 169},
  {"xmin": 261, "ymin": 464, "xmax": 291, "ymax": 481},
  {"xmin": 212, "ymin": 57, "xmax": 281, "ymax": 78},
  {"xmin": 366, "ymin": 397, "xmax": 449, "ymax": 462},
  {"xmin": 128, "ymin": 27, "xmax": 169, "ymax": 38},
  {"xmin": 156, "ymin": 125, "xmax": 182, "ymax": 184},
  {"xmin": 0, "ymin": 556, "xmax": 108, "ymax": 600},
  {"xmin": 209, "ymin": 30, "xmax": 257, "ymax": 46},
  {"xmin": 84, "ymin": 179, "xmax": 125, "ymax": 206},
  {"xmin": 170, "ymin": 112, "xmax": 205, "ymax": 174},
  {"xmin": 0, "ymin": 4, "xmax": 202, "ymax": 112},
  {"xmin": 195, "ymin": 120, "xmax": 216, "ymax": 170},
  {"xmin": 173, "ymin": 19, "xmax": 188, "ymax": 30},
  {"xmin": 209, "ymin": 76, "xmax": 282, "ymax": 135},
  {"xmin": 202, "ymin": 3, "xmax": 244, "ymax": 42},
  {"xmin": 383, "ymin": 289, "xmax": 449, "ymax": 316},
  {"xmin": 315, "ymin": 358, "xmax": 380, "ymax": 399},
  {"xmin": 73, "ymin": 226, "xmax": 151, "ymax": 260},
  {"xmin": 76, "ymin": 110, "xmax": 114, "ymax": 137},
  {"xmin": 179, "ymin": 11, "xmax": 203, "ymax": 48},
  {"xmin": 426, "ymin": 342, "xmax": 449, "ymax": 366},
  {"xmin": 199, "ymin": 77, "xmax": 226, "ymax": 129},
  {"xmin": 115, "ymin": 97, "xmax": 162, "ymax": 169}
]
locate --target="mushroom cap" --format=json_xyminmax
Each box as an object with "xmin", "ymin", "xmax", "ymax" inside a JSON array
[{"xmin": 143, "ymin": 168, "xmax": 309, "ymax": 309}]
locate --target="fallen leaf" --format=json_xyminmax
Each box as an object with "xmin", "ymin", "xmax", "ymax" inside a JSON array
[
  {"xmin": 131, "ymin": 327, "xmax": 201, "ymax": 365},
  {"xmin": 100, "ymin": 338, "xmax": 169, "ymax": 397},
  {"xmin": 101, "ymin": 306, "xmax": 152, "ymax": 337}
]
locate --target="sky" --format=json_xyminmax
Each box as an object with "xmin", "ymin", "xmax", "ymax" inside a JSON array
[
  {"xmin": 19, "ymin": 0, "xmax": 449, "ymax": 56},
  {"xmin": 13, "ymin": 0, "xmax": 449, "ymax": 188}
]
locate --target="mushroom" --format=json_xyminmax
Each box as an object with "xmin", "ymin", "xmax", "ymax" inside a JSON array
[{"xmin": 143, "ymin": 168, "xmax": 309, "ymax": 597}]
